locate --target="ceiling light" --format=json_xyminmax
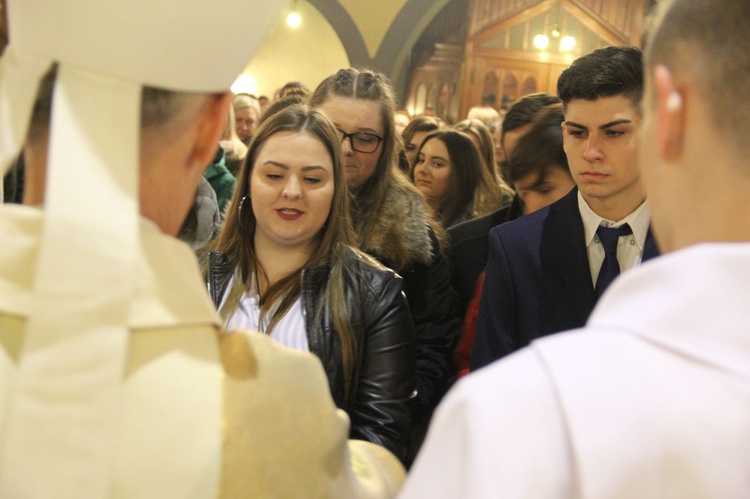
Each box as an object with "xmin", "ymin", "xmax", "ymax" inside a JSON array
[
  {"xmin": 560, "ymin": 36, "xmax": 576, "ymax": 51},
  {"xmin": 286, "ymin": 11, "xmax": 301, "ymax": 28},
  {"xmin": 533, "ymin": 34, "xmax": 549, "ymax": 50}
]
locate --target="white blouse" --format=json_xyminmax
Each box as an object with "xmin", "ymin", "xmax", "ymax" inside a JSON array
[{"xmin": 223, "ymin": 275, "xmax": 309, "ymax": 352}]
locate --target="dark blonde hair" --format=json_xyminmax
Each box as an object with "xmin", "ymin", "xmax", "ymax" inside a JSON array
[
  {"xmin": 205, "ymin": 104, "xmax": 360, "ymax": 396},
  {"xmin": 309, "ymin": 68, "xmax": 426, "ymax": 259},
  {"xmin": 454, "ymin": 119, "xmax": 513, "ymax": 200}
]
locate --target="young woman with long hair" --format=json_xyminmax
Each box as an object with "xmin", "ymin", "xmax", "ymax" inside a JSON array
[
  {"xmin": 309, "ymin": 68, "xmax": 460, "ymax": 463},
  {"xmin": 412, "ymin": 130, "xmax": 506, "ymax": 228},
  {"xmin": 202, "ymin": 104, "xmax": 415, "ymax": 461}
]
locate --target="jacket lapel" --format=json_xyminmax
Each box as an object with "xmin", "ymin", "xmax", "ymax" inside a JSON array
[
  {"xmin": 540, "ymin": 189, "xmax": 597, "ymax": 327},
  {"xmin": 643, "ymin": 227, "xmax": 661, "ymax": 261}
]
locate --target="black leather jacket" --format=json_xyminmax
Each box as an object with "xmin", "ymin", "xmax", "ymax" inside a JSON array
[{"xmin": 206, "ymin": 249, "xmax": 415, "ymax": 462}]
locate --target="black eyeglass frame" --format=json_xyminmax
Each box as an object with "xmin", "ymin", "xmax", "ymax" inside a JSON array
[{"xmin": 335, "ymin": 128, "xmax": 384, "ymax": 154}]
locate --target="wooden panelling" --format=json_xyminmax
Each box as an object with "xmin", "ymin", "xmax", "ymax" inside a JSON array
[
  {"xmin": 469, "ymin": 0, "xmax": 646, "ymax": 44},
  {"xmin": 469, "ymin": 0, "xmax": 541, "ymax": 37},
  {"xmin": 455, "ymin": 0, "xmax": 648, "ymax": 116},
  {"xmin": 572, "ymin": 0, "xmax": 647, "ymax": 44},
  {"xmin": 0, "ymin": 0, "xmax": 7, "ymax": 55},
  {"xmin": 405, "ymin": 0, "xmax": 649, "ymax": 121}
]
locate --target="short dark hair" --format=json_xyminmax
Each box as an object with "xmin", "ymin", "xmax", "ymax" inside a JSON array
[
  {"xmin": 508, "ymin": 104, "xmax": 568, "ymax": 183},
  {"xmin": 502, "ymin": 93, "xmax": 560, "ymax": 134},
  {"xmin": 557, "ymin": 45, "xmax": 644, "ymax": 108},
  {"xmin": 645, "ymin": 0, "xmax": 750, "ymax": 155}
]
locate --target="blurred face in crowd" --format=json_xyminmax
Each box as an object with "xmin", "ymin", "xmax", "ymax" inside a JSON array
[
  {"xmin": 394, "ymin": 113, "xmax": 410, "ymax": 136},
  {"xmin": 235, "ymin": 106, "xmax": 259, "ymax": 141},
  {"xmin": 413, "ymin": 137, "xmax": 451, "ymax": 207},
  {"xmin": 501, "ymin": 125, "xmax": 530, "ymax": 160},
  {"xmin": 405, "ymin": 131, "xmax": 429, "ymax": 167},
  {"xmin": 317, "ymin": 96, "xmax": 383, "ymax": 193},
  {"xmin": 250, "ymin": 131, "xmax": 334, "ymax": 254},
  {"xmin": 562, "ymin": 95, "xmax": 644, "ymax": 216},
  {"xmin": 492, "ymin": 126, "xmax": 505, "ymax": 165},
  {"xmin": 514, "ymin": 166, "xmax": 575, "ymax": 215}
]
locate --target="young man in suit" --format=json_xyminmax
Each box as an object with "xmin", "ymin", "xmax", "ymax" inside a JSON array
[
  {"xmin": 448, "ymin": 92, "xmax": 560, "ymax": 319},
  {"xmin": 403, "ymin": 0, "xmax": 750, "ymax": 495},
  {"xmin": 471, "ymin": 45, "xmax": 660, "ymax": 370}
]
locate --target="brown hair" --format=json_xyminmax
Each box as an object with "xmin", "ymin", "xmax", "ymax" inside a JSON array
[
  {"xmin": 508, "ymin": 104, "xmax": 569, "ymax": 183},
  {"xmin": 412, "ymin": 130, "xmax": 506, "ymax": 227},
  {"xmin": 204, "ymin": 104, "xmax": 360, "ymax": 397},
  {"xmin": 402, "ymin": 116, "xmax": 443, "ymax": 147}
]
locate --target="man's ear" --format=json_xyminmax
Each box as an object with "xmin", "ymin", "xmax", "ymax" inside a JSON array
[
  {"xmin": 189, "ymin": 91, "xmax": 234, "ymax": 168},
  {"xmin": 653, "ymin": 65, "xmax": 685, "ymax": 161}
]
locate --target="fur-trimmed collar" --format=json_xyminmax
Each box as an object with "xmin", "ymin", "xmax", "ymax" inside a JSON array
[{"xmin": 359, "ymin": 182, "xmax": 434, "ymax": 271}]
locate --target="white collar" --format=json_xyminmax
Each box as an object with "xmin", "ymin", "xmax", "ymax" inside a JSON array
[{"xmin": 578, "ymin": 190, "xmax": 651, "ymax": 250}]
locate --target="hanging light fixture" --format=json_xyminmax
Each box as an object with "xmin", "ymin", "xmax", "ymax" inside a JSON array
[
  {"xmin": 560, "ymin": 36, "xmax": 576, "ymax": 52},
  {"xmin": 533, "ymin": 6, "xmax": 575, "ymax": 53},
  {"xmin": 533, "ymin": 34, "xmax": 549, "ymax": 50},
  {"xmin": 287, "ymin": 0, "xmax": 301, "ymax": 28}
]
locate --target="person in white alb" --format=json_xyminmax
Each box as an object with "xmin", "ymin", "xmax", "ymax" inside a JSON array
[
  {"xmin": 401, "ymin": 0, "xmax": 750, "ymax": 497},
  {"xmin": 0, "ymin": 1, "xmax": 405, "ymax": 497}
]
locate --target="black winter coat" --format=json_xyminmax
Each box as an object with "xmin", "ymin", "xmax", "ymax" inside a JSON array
[{"xmin": 206, "ymin": 249, "xmax": 416, "ymax": 462}]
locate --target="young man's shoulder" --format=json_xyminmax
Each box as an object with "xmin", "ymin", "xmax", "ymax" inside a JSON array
[{"xmin": 490, "ymin": 188, "xmax": 577, "ymax": 242}]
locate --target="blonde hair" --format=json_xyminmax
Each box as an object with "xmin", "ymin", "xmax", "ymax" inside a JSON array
[
  {"xmin": 454, "ymin": 119, "xmax": 514, "ymax": 208},
  {"xmin": 232, "ymin": 93, "xmax": 261, "ymax": 117},
  {"xmin": 220, "ymin": 102, "xmax": 248, "ymax": 162}
]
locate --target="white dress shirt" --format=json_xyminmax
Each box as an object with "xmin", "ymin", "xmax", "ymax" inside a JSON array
[
  {"xmin": 578, "ymin": 191, "xmax": 651, "ymax": 287},
  {"xmin": 223, "ymin": 276, "xmax": 309, "ymax": 352}
]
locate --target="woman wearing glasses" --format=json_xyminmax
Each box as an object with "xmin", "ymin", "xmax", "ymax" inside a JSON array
[
  {"xmin": 310, "ymin": 68, "xmax": 460, "ymax": 463},
  {"xmin": 202, "ymin": 105, "xmax": 415, "ymax": 462}
]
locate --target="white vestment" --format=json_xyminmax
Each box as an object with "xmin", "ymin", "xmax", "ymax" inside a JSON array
[
  {"xmin": 401, "ymin": 243, "xmax": 750, "ymax": 499},
  {"xmin": 0, "ymin": 205, "xmax": 405, "ymax": 498}
]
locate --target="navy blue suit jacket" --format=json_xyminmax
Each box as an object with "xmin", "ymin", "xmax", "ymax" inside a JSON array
[{"xmin": 470, "ymin": 188, "xmax": 660, "ymax": 370}]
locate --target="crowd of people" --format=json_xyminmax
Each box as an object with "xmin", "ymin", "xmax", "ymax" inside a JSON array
[{"xmin": 2, "ymin": 0, "xmax": 750, "ymax": 496}]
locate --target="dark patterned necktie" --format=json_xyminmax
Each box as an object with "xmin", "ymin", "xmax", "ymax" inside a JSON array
[{"xmin": 595, "ymin": 224, "xmax": 632, "ymax": 297}]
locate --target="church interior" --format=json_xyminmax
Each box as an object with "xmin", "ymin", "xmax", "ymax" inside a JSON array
[{"xmin": 0, "ymin": 0, "xmax": 654, "ymax": 121}]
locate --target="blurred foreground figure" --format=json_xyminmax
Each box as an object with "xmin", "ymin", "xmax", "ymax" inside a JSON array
[
  {"xmin": 0, "ymin": 0, "xmax": 404, "ymax": 497},
  {"xmin": 402, "ymin": 0, "xmax": 750, "ymax": 496}
]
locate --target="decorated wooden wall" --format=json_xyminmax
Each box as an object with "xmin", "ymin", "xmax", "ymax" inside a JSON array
[
  {"xmin": 405, "ymin": 0, "xmax": 650, "ymax": 122},
  {"xmin": 0, "ymin": 0, "xmax": 7, "ymax": 55},
  {"xmin": 461, "ymin": 0, "xmax": 648, "ymax": 118}
]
